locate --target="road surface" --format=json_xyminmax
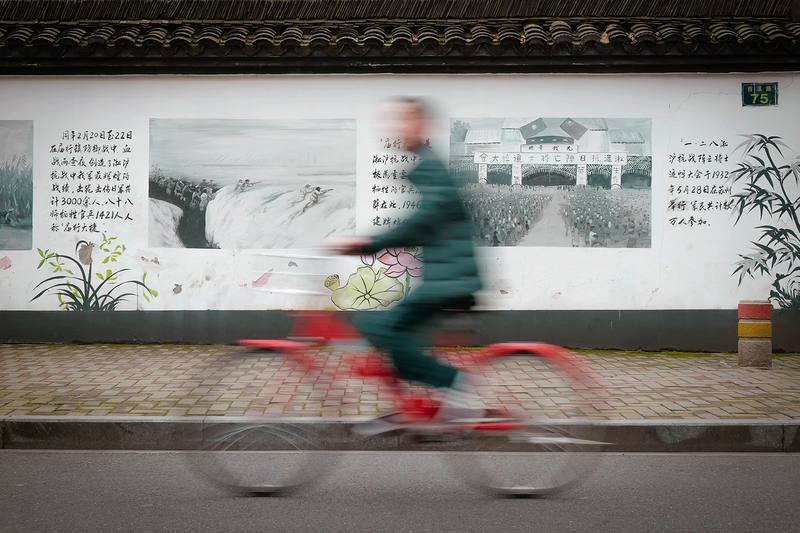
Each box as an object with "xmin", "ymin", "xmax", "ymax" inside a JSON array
[{"xmin": 2, "ymin": 450, "xmax": 798, "ymax": 532}]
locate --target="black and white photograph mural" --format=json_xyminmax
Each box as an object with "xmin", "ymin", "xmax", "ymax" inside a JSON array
[
  {"xmin": 450, "ymin": 117, "xmax": 652, "ymax": 248},
  {"xmin": 0, "ymin": 120, "xmax": 33, "ymax": 250},
  {"xmin": 149, "ymin": 118, "xmax": 356, "ymax": 249}
]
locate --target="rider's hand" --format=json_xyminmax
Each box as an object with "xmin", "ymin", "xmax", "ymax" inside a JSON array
[{"xmin": 321, "ymin": 236, "xmax": 373, "ymax": 255}]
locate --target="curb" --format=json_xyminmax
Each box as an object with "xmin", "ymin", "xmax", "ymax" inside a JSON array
[{"xmin": 2, "ymin": 416, "xmax": 800, "ymax": 453}]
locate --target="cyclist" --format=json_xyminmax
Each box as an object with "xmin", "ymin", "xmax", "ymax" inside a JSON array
[{"xmin": 326, "ymin": 97, "xmax": 486, "ymax": 434}]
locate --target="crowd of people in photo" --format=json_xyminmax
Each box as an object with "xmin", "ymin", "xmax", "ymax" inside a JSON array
[
  {"xmin": 149, "ymin": 170, "xmax": 222, "ymax": 247},
  {"xmin": 461, "ymin": 183, "xmax": 553, "ymax": 247},
  {"xmin": 149, "ymin": 172, "xmax": 218, "ymax": 212},
  {"xmin": 558, "ymin": 186, "xmax": 651, "ymax": 248}
]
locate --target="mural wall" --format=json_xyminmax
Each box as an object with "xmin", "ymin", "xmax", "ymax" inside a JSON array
[{"xmin": 0, "ymin": 74, "xmax": 797, "ymax": 313}]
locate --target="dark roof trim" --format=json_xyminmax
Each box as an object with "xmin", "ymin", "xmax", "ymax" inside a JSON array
[
  {"xmin": 0, "ymin": 0, "xmax": 794, "ymax": 22},
  {"xmin": 2, "ymin": 15, "xmax": 800, "ymax": 74}
]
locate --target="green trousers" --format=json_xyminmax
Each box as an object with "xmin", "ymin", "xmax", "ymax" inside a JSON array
[{"xmin": 353, "ymin": 289, "xmax": 468, "ymax": 389}]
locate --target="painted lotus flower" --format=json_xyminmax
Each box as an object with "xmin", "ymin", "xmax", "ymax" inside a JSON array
[
  {"xmin": 377, "ymin": 247, "xmax": 424, "ymax": 278},
  {"xmin": 330, "ymin": 265, "xmax": 404, "ymax": 310}
]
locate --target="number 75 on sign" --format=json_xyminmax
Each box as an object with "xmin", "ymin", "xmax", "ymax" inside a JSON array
[{"xmin": 742, "ymin": 83, "xmax": 778, "ymax": 107}]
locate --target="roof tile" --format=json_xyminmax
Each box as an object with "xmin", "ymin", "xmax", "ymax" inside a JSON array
[
  {"xmin": 631, "ymin": 23, "xmax": 658, "ymax": 42},
  {"xmin": 735, "ymin": 23, "xmax": 767, "ymax": 42},
  {"xmin": 336, "ymin": 27, "xmax": 359, "ymax": 43},
  {"xmin": 684, "ymin": 23, "xmax": 712, "ymax": 42},
  {"xmin": 655, "ymin": 23, "xmax": 684, "ymax": 42},
  {"xmin": 550, "ymin": 20, "xmax": 573, "ymax": 44},
  {"xmin": 443, "ymin": 26, "xmax": 466, "ymax": 43},
  {"xmin": 497, "ymin": 25, "xmax": 519, "ymax": 42},
  {"xmin": 759, "ymin": 22, "xmax": 793, "ymax": 41},
  {"xmin": 417, "ymin": 26, "xmax": 439, "ymax": 43},
  {"xmin": 30, "ymin": 27, "xmax": 60, "ymax": 44},
  {"xmin": 391, "ymin": 26, "xmax": 413, "ymax": 43},
  {"xmin": 470, "ymin": 24, "xmax": 493, "ymax": 43},
  {"xmin": 708, "ymin": 22, "xmax": 739, "ymax": 42},
  {"xmin": 225, "ymin": 27, "xmax": 250, "ymax": 45},
  {"xmin": 363, "ymin": 26, "xmax": 385, "ymax": 40},
  {"xmin": 577, "ymin": 23, "xmax": 602, "ymax": 43},
  {"xmin": 55, "ymin": 28, "xmax": 86, "ymax": 45},
  {"xmin": 142, "ymin": 28, "xmax": 170, "ymax": 45},
  {"xmin": 309, "ymin": 26, "xmax": 332, "ymax": 45},
  {"xmin": 86, "ymin": 26, "xmax": 116, "ymax": 45},
  {"xmin": 251, "ymin": 27, "xmax": 277, "ymax": 44},
  {"xmin": 4, "ymin": 26, "xmax": 34, "ymax": 44},
  {"xmin": 604, "ymin": 24, "xmax": 630, "ymax": 43},
  {"xmin": 166, "ymin": 26, "xmax": 195, "ymax": 44},
  {"xmin": 523, "ymin": 23, "xmax": 547, "ymax": 44},
  {"xmin": 280, "ymin": 26, "xmax": 304, "ymax": 43}
]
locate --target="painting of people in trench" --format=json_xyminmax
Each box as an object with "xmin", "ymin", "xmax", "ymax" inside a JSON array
[
  {"xmin": 450, "ymin": 117, "xmax": 652, "ymax": 248},
  {"xmin": 149, "ymin": 118, "xmax": 356, "ymax": 249},
  {"xmin": 0, "ymin": 120, "xmax": 33, "ymax": 250}
]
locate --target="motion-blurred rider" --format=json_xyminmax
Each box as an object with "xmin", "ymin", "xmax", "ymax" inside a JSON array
[{"xmin": 325, "ymin": 97, "xmax": 486, "ymax": 435}]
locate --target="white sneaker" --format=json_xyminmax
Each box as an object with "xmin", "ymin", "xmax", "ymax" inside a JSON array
[{"xmin": 430, "ymin": 372, "xmax": 489, "ymax": 425}]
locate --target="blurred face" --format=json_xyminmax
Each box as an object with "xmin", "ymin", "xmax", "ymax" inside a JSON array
[{"xmin": 379, "ymin": 101, "xmax": 427, "ymax": 152}]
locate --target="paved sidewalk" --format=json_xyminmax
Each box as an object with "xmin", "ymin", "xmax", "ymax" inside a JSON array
[{"xmin": 2, "ymin": 343, "xmax": 800, "ymax": 421}]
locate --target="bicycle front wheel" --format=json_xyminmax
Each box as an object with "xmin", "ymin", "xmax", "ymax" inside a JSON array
[
  {"xmin": 450, "ymin": 345, "xmax": 607, "ymax": 495},
  {"xmin": 450, "ymin": 420, "xmax": 604, "ymax": 495}
]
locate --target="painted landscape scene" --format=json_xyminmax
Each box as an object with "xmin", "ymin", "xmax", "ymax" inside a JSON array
[{"xmin": 149, "ymin": 118, "xmax": 356, "ymax": 249}]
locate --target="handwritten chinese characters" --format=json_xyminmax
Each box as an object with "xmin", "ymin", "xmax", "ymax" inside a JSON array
[
  {"xmin": 370, "ymin": 137, "xmax": 426, "ymax": 228},
  {"xmin": 49, "ymin": 129, "xmax": 134, "ymax": 233},
  {"xmin": 666, "ymin": 138, "xmax": 733, "ymax": 227}
]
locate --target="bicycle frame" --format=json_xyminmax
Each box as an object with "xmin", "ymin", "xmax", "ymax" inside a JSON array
[
  {"xmin": 240, "ymin": 311, "xmax": 601, "ymax": 431},
  {"xmin": 196, "ymin": 310, "xmax": 609, "ymax": 496}
]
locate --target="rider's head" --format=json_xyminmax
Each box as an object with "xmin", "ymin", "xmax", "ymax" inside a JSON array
[{"xmin": 379, "ymin": 97, "xmax": 439, "ymax": 154}]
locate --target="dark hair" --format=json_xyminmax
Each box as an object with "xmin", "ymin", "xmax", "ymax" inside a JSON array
[{"xmin": 385, "ymin": 96, "xmax": 436, "ymax": 121}]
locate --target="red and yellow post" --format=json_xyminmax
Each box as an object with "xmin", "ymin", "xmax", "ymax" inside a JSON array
[{"xmin": 737, "ymin": 300, "xmax": 772, "ymax": 367}]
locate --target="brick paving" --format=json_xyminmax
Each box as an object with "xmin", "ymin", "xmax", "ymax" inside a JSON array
[{"xmin": 1, "ymin": 344, "xmax": 800, "ymax": 420}]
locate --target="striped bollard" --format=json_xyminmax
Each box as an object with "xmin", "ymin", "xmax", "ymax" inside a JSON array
[{"xmin": 737, "ymin": 300, "xmax": 772, "ymax": 368}]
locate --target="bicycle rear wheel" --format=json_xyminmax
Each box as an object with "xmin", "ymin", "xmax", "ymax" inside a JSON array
[
  {"xmin": 450, "ymin": 346, "xmax": 607, "ymax": 495},
  {"xmin": 200, "ymin": 420, "xmax": 332, "ymax": 494},
  {"xmin": 196, "ymin": 346, "xmax": 335, "ymax": 494}
]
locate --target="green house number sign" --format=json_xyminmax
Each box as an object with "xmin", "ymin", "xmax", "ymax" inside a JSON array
[{"xmin": 742, "ymin": 83, "xmax": 778, "ymax": 106}]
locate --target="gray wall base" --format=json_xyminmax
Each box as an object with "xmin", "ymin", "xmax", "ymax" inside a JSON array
[{"xmin": 1, "ymin": 309, "xmax": 798, "ymax": 352}]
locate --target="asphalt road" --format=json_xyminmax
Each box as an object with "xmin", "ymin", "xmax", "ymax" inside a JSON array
[{"xmin": 2, "ymin": 450, "xmax": 799, "ymax": 533}]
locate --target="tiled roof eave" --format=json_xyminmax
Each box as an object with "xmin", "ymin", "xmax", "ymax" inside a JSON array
[{"xmin": 1, "ymin": 17, "xmax": 799, "ymax": 74}]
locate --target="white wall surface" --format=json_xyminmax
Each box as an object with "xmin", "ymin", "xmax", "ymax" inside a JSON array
[{"xmin": 0, "ymin": 73, "xmax": 797, "ymax": 312}]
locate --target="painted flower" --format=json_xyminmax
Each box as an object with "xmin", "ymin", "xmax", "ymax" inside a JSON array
[
  {"xmin": 331, "ymin": 266, "xmax": 404, "ymax": 310},
  {"xmin": 77, "ymin": 242, "xmax": 94, "ymax": 265},
  {"xmin": 377, "ymin": 247, "xmax": 424, "ymax": 278}
]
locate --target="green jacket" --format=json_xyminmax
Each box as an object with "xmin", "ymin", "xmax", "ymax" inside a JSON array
[{"xmin": 364, "ymin": 148, "xmax": 482, "ymax": 299}]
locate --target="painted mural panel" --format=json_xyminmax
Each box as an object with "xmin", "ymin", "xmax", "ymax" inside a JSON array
[
  {"xmin": 148, "ymin": 118, "xmax": 356, "ymax": 249},
  {"xmin": 450, "ymin": 117, "xmax": 652, "ymax": 248},
  {"xmin": 0, "ymin": 120, "xmax": 33, "ymax": 250},
  {"xmin": 0, "ymin": 74, "xmax": 797, "ymax": 312}
]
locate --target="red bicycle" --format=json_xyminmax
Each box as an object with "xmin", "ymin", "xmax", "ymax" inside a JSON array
[{"xmin": 198, "ymin": 310, "xmax": 608, "ymax": 496}]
